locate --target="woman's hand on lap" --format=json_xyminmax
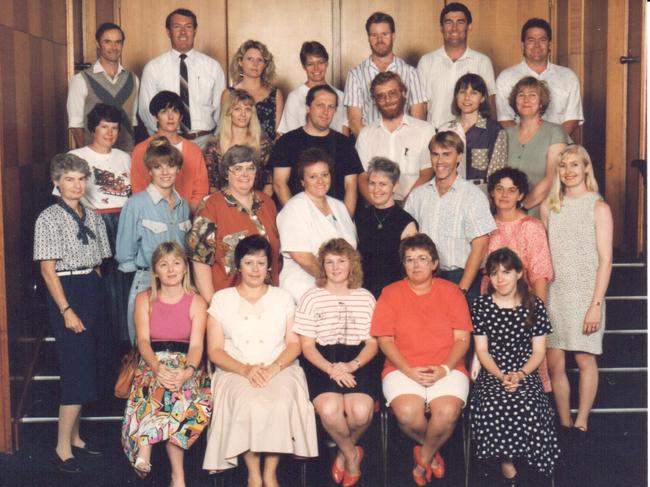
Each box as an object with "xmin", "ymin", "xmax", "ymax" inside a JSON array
[{"xmin": 333, "ymin": 372, "xmax": 357, "ymax": 388}]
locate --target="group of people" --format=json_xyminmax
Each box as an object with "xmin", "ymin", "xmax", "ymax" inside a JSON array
[{"xmin": 34, "ymin": 3, "xmax": 614, "ymax": 487}]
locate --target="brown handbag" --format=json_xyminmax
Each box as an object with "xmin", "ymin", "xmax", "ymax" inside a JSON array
[{"xmin": 114, "ymin": 347, "xmax": 140, "ymax": 399}]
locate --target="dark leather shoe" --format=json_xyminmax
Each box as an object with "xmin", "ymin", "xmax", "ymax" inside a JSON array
[
  {"xmin": 52, "ymin": 451, "xmax": 82, "ymax": 474},
  {"xmin": 72, "ymin": 443, "xmax": 103, "ymax": 457}
]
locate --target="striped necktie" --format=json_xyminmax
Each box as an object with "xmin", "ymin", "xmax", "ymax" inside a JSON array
[{"xmin": 179, "ymin": 53, "xmax": 192, "ymax": 132}]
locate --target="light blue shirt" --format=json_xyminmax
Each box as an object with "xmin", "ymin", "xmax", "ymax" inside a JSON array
[
  {"xmin": 404, "ymin": 175, "xmax": 495, "ymax": 270},
  {"xmin": 115, "ymin": 184, "xmax": 191, "ymax": 272}
]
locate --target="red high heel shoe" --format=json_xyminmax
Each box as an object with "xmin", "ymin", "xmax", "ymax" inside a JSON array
[
  {"xmin": 342, "ymin": 446, "xmax": 364, "ymax": 487},
  {"xmin": 412, "ymin": 445, "xmax": 433, "ymax": 485},
  {"xmin": 331, "ymin": 453, "xmax": 345, "ymax": 484},
  {"xmin": 431, "ymin": 451, "xmax": 445, "ymax": 479}
]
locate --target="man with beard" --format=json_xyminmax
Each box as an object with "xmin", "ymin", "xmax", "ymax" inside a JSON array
[
  {"xmin": 417, "ymin": 2, "xmax": 496, "ymax": 129},
  {"xmin": 356, "ymin": 72, "xmax": 436, "ymax": 205},
  {"xmin": 67, "ymin": 23, "xmax": 139, "ymax": 152},
  {"xmin": 496, "ymin": 18, "xmax": 583, "ymax": 135},
  {"xmin": 271, "ymin": 84, "xmax": 363, "ymax": 216},
  {"xmin": 344, "ymin": 11, "xmax": 427, "ymax": 137}
]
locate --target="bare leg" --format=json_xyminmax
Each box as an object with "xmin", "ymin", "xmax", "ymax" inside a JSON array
[
  {"xmin": 70, "ymin": 411, "xmax": 83, "ymax": 448},
  {"xmin": 166, "ymin": 442, "xmax": 186, "ymax": 487},
  {"xmin": 573, "ymin": 352, "xmax": 599, "ymax": 431},
  {"xmin": 547, "ymin": 348, "xmax": 573, "ymax": 427},
  {"xmin": 56, "ymin": 404, "xmax": 82, "ymax": 460},
  {"xmin": 342, "ymin": 394, "xmax": 374, "ymax": 474},
  {"xmin": 390, "ymin": 395, "xmax": 428, "ymax": 478},
  {"xmin": 242, "ymin": 450, "xmax": 263, "ymax": 487},
  {"xmin": 313, "ymin": 393, "xmax": 356, "ymax": 472},
  {"xmin": 501, "ymin": 459, "xmax": 517, "ymax": 479},
  {"xmin": 262, "ymin": 453, "xmax": 281, "ymax": 487},
  {"xmin": 420, "ymin": 396, "xmax": 463, "ymax": 469}
]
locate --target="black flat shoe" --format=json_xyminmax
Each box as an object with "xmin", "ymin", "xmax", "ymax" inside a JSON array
[
  {"xmin": 52, "ymin": 451, "xmax": 82, "ymax": 474},
  {"xmin": 72, "ymin": 443, "xmax": 103, "ymax": 457}
]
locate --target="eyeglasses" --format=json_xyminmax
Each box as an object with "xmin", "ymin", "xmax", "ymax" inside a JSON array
[
  {"xmin": 374, "ymin": 89, "xmax": 401, "ymax": 103},
  {"xmin": 228, "ymin": 164, "xmax": 257, "ymax": 176},
  {"xmin": 404, "ymin": 255, "xmax": 433, "ymax": 266}
]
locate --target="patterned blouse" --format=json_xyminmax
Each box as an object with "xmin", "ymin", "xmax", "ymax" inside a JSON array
[
  {"xmin": 203, "ymin": 136, "xmax": 273, "ymax": 194},
  {"xmin": 187, "ymin": 190, "xmax": 280, "ymax": 291},
  {"xmin": 33, "ymin": 203, "xmax": 111, "ymax": 271},
  {"xmin": 255, "ymin": 87, "xmax": 278, "ymax": 141}
]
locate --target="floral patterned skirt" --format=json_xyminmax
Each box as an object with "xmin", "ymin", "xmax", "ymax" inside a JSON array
[{"xmin": 121, "ymin": 351, "xmax": 212, "ymax": 464}]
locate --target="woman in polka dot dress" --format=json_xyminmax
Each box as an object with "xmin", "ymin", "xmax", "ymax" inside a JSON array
[{"xmin": 470, "ymin": 247, "xmax": 559, "ymax": 484}]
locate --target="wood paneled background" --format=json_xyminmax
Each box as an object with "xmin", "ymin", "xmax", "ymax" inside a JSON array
[{"xmin": 0, "ymin": 0, "xmax": 69, "ymax": 453}]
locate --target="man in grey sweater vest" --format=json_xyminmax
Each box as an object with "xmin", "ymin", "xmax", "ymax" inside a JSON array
[{"xmin": 66, "ymin": 22, "xmax": 139, "ymax": 152}]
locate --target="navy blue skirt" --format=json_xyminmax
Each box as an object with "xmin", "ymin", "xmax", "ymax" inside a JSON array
[{"xmin": 47, "ymin": 271, "xmax": 102, "ymax": 405}]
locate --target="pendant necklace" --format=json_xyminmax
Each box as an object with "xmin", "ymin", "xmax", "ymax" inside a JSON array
[{"xmin": 372, "ymin": 206, "xmax": 393, "ymax": 230}]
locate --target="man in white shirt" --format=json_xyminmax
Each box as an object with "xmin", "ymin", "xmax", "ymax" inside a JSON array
[
  {"xmin": 496, "ymin": 18, "xmax": 584, "ymax": 135},
  {"xmin": 67, "ymin": 23, "xmax": 139, "ymax": 152},
  {"xmin": 138, "ymin": 8, "xmax": 226, "ymax": 149},
  {"xmin": 404, "ymin": 131, "xmax": 495, "ymax": 301},
  {"xmin": 343, "ymin": 11, "xmax": 428, "ymax": 137},
  {"xmin": 356, "ymin": 72, "xmax": 436, "ymax": 204},
  {"xmin": 417, "ymin": 2, "xmax": 497, "ymax": 129}
]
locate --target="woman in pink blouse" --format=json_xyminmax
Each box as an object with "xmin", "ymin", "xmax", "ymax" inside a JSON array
[{"xmin": 481, "ymin": 167, "xmax": 554, "ymax": 391}]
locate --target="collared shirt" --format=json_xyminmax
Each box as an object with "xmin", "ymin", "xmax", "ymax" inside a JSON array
[
  {"xmin": 496, "ymin": 59, "xmax": 584, "ymax": 125},
  {"xmin": 355, "ymin": 114, "xmax": 436, "ymax": 201},
  {"xmin": 343, "ymin": 56, "xmax": 427, "ymax": 125},
  {"xmin": 278, "ymin": 83, "xmax": 348, "ymax": 134},
  {"xmin": 417, "ymin": 46, "xmax": 496, "ymax": 128},
  {"xmin": 115, "ymin": 184, "xmax": 191, "ymax": 272},
  {"xmin": 138, "ymin": 48, "xmax": 226, "ymax": 135},
  {"xmin": 404, "ymin": 175, "xmax": 495, "ymax": 270},
  {"xmin": 34, "ymin": 203, "xmax": 111, "ymax": 271},
  {"xmin": 67, "ymin": 60, "xmax": 140, "ymax": 127}
]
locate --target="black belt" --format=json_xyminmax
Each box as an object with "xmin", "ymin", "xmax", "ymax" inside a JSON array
[
  {"xmin": 136, "ymin": 266, "xmax": 150, "ymax": 271},
  {"xmin": 467, "ymin": 178, "xmax": 487, "ymax": 185},
  {"xmin": 151, "ymin": 341, "xmax": 189, "ymax": 353},
  {"xmin": 183, "ymin": 130, "xmax": 212, "ymax": 140}
]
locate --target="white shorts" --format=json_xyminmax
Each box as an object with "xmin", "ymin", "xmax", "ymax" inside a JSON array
[{"xmin": 382, "ymin": 369, "xmax": 470, "ymax": 407}]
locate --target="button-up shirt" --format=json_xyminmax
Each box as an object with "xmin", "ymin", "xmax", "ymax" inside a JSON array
[
  {"xmin": 343, "ymin": 56, "xmax": 427, "ymax": 125},
  {"xmin": 404, "ymin": 175, "xmax": 495, "ymax": 270},
  {"xmin": 138, "ymin": 48, "xmax": 226, "ymax": 135},
  {"xmin": 495, "ymin": 59, "xmax": 584, "ymax": 125},
  {"xmin": 355, "ymin": 114, "xmax": 436, "ymax": 201},
  {"xmin": 115, "ymin": 184, "xmax": 191, "ymax": 272},
  {"xmin": 417, "ymin": 46, "xmax": 496, "ymax": 129}
]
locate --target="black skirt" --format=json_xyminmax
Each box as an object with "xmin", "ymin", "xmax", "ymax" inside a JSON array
[{"xmin": 302, "ymin": 343, "xmax": 377, "ymax": 400}]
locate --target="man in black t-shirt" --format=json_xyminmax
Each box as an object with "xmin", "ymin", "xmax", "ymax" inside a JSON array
[{"xmin": 271, "ymin": 85, "xmax": 363, "ymax": 215}]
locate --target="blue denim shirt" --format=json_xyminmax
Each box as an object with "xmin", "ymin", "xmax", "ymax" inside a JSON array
[{"xmin": 115, "ymin": 184, "xmax": 191, "ymax": 272}]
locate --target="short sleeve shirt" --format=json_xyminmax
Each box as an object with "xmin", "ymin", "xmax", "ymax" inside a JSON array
[
  {"xmin": 371, "ymin": 279, "xmax": 473, "ymax": 378},
  {"xmin": 34, "ymin": 203, "xmax": 111, "ymax": 271}
]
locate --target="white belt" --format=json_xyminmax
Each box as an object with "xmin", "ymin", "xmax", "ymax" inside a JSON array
[{"xmin": 56, "ymin": 268, "xmax": 94, "ymax": 277}]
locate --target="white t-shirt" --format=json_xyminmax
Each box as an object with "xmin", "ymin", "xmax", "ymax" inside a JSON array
[
  {"xmin": 278, "ymin": 84, "xmax": 348, "ymax": 134},
  {"xmin": 277, "ymin": 192, "xmax": 357, "ymax": 303},
  {"xmin": 56, "ymin": 146, "xmax": 131, "ymax": 210}
]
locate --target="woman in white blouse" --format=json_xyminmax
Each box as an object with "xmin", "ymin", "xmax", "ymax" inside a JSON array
[{"xmin": 276, "ymin": 147, "xmax": 357, "ymax": 303}]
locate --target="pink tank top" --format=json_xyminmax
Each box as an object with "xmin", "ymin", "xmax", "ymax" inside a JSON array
[{"xmin": 150, "ymin": 292, "xmax": 193, "ymax": 342}]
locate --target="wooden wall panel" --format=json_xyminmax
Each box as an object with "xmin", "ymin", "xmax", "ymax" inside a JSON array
[
  {"xmin": 226, "ymin": 0, "xmax": 334, "ymax": 93},
  {"xmin": 0, "ymin": 0, "xmax": 68, "ymax": 453},
  {"xmin": 118, "ymin": 0, "xmax": 227, "ymax": 79}
]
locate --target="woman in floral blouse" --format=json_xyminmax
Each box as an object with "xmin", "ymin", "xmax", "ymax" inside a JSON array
[{"xmin": 188, "ymin": 145, "xmax": 280, "ymax": 303}]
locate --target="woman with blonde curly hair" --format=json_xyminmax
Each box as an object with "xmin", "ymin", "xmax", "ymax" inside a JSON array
[
  {"xmin": 541, "ymin": 144, "xmax": 613, "ymax": 442},
  {"xmin": 223, "ymin": 39, "xmax": 284, "ymax": 141},
  {"xmin": 294, "ymin": 238, "xmax": 378, "ymax": 487},
  {"xmin": 204, "ymin": 89, "xmax": 273, "ymax": 194}
]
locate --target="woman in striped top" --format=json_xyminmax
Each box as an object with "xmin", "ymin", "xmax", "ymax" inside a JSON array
[{"xmin": 295, "ymin": 238, "xmax": 378, "ymax": 487}]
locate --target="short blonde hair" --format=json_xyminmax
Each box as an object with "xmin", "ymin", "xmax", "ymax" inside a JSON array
[
  {"xmin": 229, "ymin": 40, "xmax": 277, "ymax": 86},
  {"xmin": 547, "ymin": 144, "xmax": 600, "ymax": 212},
  {"xmin": 315, "ymin": 239, "xmax": 363, "ymax": 289}
]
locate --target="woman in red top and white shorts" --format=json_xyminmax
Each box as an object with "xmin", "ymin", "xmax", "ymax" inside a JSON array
[{"xmin": 371, "ymin": 233, "xmax": 473, "ymax": 485}]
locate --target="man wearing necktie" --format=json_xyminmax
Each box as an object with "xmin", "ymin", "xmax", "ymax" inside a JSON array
[{"xmin": 138, "ymin": 8, "xmax": 226, "ymax": 149}]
